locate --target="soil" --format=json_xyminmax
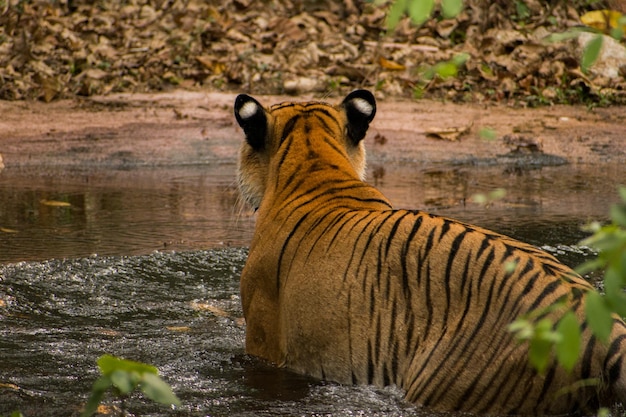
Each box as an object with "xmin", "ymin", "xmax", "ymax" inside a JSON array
[{"xmin": 1, "ymin": 90, "xmax": 625, "ymax": 172}]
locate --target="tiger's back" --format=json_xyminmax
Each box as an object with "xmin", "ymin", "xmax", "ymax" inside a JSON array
[{"xmin": 234, "ymin": 90, "xmax": 626, "ymax": 414}]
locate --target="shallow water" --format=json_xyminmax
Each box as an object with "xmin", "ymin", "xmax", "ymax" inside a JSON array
[{"xmin": 0, "ymin": 161, "xmax": 624, "ymax": 416}]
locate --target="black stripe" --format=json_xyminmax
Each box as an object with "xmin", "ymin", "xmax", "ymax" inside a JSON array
[
  {"xmin": 385, "ymin": 211, "xmax": 411, "ymax": 257},
  {"xmin": 280, "ymin": 115, "xmax": 300, "ymax": 143},
  {"xmin": 367, "ymin": 340, "xmax": 375, "ymax": 384},
  {"xmin": 419, "ymin": 227, "xmax": 437, "ymax": 267},
  {"xmin": 581, "ymin": 333, "xmax": 596, "ymax": 380},
  {"xmin": 442, "ymin": 231, "xmax": 467, "ymax": 324},
  {"xmin": 476, "ymin": 247, "xmax": 495, "ymax": 290},
  {"xmin": 404, "ymin": 330, "xmax": 449, "ymax": 403},
  {"xmin": 404, "ymin": 308, "xmax": 417, "ymax": 358},
  {"xmin": 326, "ymin": 211, "xmax": 360, "ymax": 251},
  {"xmin": 400, "ymin": 214, "xmax": 423, "ymax": 300},
  {"xmin": 475, "ymin": 236, "xmax": 491, "ymax": 260},
  {"xmin": 421, "ymin": 259, "xmax": 434, "ymax": 341},
  {"xmin": 275, "ymin": 212, "xmax": 311, "ymax": 290},
  {"xmin": 527, "ymin": 279, "xmax": 560, "ymax": 311},
  {"xmin": 535, "ymin": 364, "xmax": 557, "ymax": 412},
  {"xmin": 439, "ymin": 219, "xmax": 452, "ymax": 241}
]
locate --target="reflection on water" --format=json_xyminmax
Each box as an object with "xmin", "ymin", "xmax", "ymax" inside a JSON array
[
  {"xmin": 0, "ymin": 161, "xmax": 624, "ymax": 415},
  {"xmin": 1, "ymin": 162, "xmax": 623, "ymax": 264},
  {"xmin": 0, "ymin": 165, "xmax": 254, "ymax": 263}
]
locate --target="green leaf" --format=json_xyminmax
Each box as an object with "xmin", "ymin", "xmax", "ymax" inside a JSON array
[
  {"xmin": 515, "ymin": 0, "xmax": 530, "ymax": 21},
  {"xmin": 604, "ymin": 267, "xmax": 626, "ymax": 317},
  {"xmin": 610, "ymin": 203, "xmax": 626, "ymax": 227},
  {"xmin": 110, "ymin": 370, "xmax": 138, "ymax": 395},
  {"xmin": 478, "ymin": 127, "xmax": 497, "ymax": 141},
  {"xmin": 441, "ymin": 0, "xmax": 463, "ymax": 19},
  {"xmin": 619, "ymin": 185, "xmax": 626, "ymax": 203},
  {"xmin": 610, "ymin": 26, "xmax": 623, "ymax": 40},
  {"xmin": 386, "ymin": 0, "xmax": 407, "ymax": 31},
  {"xmin": 575, "ymin": 258, "xmax": 606, "ymax": 276},
  {"xmin": 529, "ymin": 337, "xmax": 552, "ymax": 373},
  {"xmin": 451, "ymin": 52, "xmax": 470, "ymax": 67},
  {"xmin": 555, "ymin": 311, "xmax": 581, "ymax": 372},
  {"xmin": 97, "ymin": 354, "xmax": 158, "ymax": 376},
  {"xmin": 140, "ymin": 373, "xmax": 181, "ymax": 406},
  {"xmin": 585, "ymin": 290, "xmax": 613, "ymax": 342},
  {"xmin": 508, "ymin": 318, "xmax": 534, "ymax": 340},
  {"xmin": 407, "ymin": 0, "xmax": 434, "ymax": 26},
  {"xmin": 543, "ymin": 29, "xmax": 586, "ymax": 43},
  {"xmin": 434, "ymin": 61, "xmax": 458, "ymax": 78},
  {"xmin": 581, "ymin": 34, "xmax": 603, "ymax": 74},
  {"xmin": 81, "ymin": 376, "xmax": 111, "ymax": 417}
]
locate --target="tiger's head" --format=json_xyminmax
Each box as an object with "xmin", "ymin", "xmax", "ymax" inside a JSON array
[{"xmin": 234, "ymin": 90, "xmax": 377, "ymax": 210}]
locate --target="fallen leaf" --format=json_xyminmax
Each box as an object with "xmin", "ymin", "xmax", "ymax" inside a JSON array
[
  {"xmin": 581, "ymin": 9, "xmax": 625, "ymax": 32},
  {"xmin": 191, "ymin": 301, "xmax": 230, "ymax": 317},
  {"xmin": 166, "ymin": 326, "xmax": 191, "ymax": 332},
  {"xmin": 40, "ymin": 199, "xmax": 72, "ymax": 207},
  {"xmin": 0, "ymin": 227, "xmax": 18, "ymax": 234},
  {"xmin": 98, "ymin": 329, "xmax": 121, "ymax": 337},
  {"xmin": 426, "ymin": 123, "xmax": 472, "ymax": 141},
  {"xmin": 379, "ymin": 56, "xmax": 406, "ymax": 71}
]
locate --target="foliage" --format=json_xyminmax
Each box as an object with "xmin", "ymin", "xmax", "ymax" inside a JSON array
[
  {"xmin": 383, "ymin": 0, "xmax": 626, "ymax": 105},
  {"xmin": 81, "ymin": 354, "xmax": 180, "ymax": 417},
  {"xmin": 386, "ymin": 0, "xmax": 463, "ymax": 29},
  {"xmin": 508, "ymin": 303, "xmax": 581, "ymax": 372},
  {"xmin": 577, "ymin": 187, "xmax": 626, "ymax": 341},
  {"xmin": 545, "ymin": 10, "xmax": 626, "ymax": 75},
  {"xmin": 509, "ymin": 186, "xmax": 626, "ymax": 372}
]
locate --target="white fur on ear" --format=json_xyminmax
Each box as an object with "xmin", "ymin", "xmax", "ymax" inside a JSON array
[
  {"xmin": 350, "ymin": 97, "xmax": 374, "ymax": 117},
  {"xmin": 239, "ymin": 100, "xmax": 260, "ymax": 120}
]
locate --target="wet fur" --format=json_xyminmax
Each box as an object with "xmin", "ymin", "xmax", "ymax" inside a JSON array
[{"xmin": 234, "ymin": 90, "xmax": 626, "ymax": 415}]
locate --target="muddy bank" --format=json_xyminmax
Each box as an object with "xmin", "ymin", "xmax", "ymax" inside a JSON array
[
  {"xmin": 1, "ymin": 90, "xmax": 625, "ymax": 170},
  {"xmin": 1, "ymin": 90, "xmax": 625, "ymax": 264}
]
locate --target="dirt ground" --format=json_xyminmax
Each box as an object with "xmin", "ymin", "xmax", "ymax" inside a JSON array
[{"xmin": 0, "ymin": 90, "xmax": 625, "ymax": 170}]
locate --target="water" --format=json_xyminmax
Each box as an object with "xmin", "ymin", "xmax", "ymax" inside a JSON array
[
  {"xmin": 0, "ymin": 250, "xmax": 423, "ymax": 416},
  {"xmin": 1, "ymin": 161, "xmax": 624, "ymax": 416}
]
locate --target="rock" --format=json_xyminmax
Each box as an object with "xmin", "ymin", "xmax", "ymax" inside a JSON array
[
  {"xmin": 578, "ymin": 32, "xmax": 626, "ymax": 79},
  {"xmin": 283, "ymin": 77, "xmax": 325, "ymax": 94}
]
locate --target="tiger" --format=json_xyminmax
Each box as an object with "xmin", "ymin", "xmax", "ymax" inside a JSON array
[{"xmin": 233, "ymin": 89, "xmax": 626, "ymax": 415}]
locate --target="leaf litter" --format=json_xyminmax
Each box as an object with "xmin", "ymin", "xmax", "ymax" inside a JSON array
[{"xmin": 0, "ymin": 0, "xmax": 625, "ymax": 104}]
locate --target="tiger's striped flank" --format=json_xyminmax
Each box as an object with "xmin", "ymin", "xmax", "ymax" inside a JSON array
[{"xmin": 234, "ymin": 90, "xmax": 626, "ymax": 415}]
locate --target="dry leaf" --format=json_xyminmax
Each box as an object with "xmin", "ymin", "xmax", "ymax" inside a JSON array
[
  {"xmin": 580, "ymin": 9, "xmax": 625, "ymax": 32},
  {"xmin": 425, "ymin": 123, "xmax": 472, "ymax": 141},
  {"xmin": 166, "ymin": 326, "xmax": 191, "ymax": 332},
  {"xmin": 0, "ymin": 227, "xmax": 18, "ymax": 234},
  {"xmin": 191, "ymin": 301, "xmax": 230, "ymax": 317},
  {"xmin": 379, "ymin": 56, "xmax": 406, "ymax": 71},
  {"xmin": 40, "ymin": 199, "xmax": 71, "ymax": 207},
  {"xmin": 98, "ymin": 329, "xmax": 121, "ymax": 337}
]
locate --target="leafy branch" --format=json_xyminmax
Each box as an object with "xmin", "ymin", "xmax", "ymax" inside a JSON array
[
  {"xmin": 81, "ymin": 354, "xmax": 181, "ymax": 417},
  {"xmin": 508, "ymin": 186, "xmax": 626, "ymax": 372}
]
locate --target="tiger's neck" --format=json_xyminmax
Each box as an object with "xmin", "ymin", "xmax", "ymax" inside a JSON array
[{"xmin": 259, "ymin": 135, "xmax": 391, "ymax": 217}]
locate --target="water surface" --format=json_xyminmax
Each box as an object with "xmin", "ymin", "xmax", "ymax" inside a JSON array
[{"xmin": 1, "ymin": 161, "xmax": 624, "ymax": 416}]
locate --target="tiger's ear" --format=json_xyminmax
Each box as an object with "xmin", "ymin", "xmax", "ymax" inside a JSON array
[
  {"xmin": 342, "ymin": 89, "xmax": 376, "ymax": 144},
  {"xmin": 234, "ymin": 94, "xmax": 267, "ymax": 151}
]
